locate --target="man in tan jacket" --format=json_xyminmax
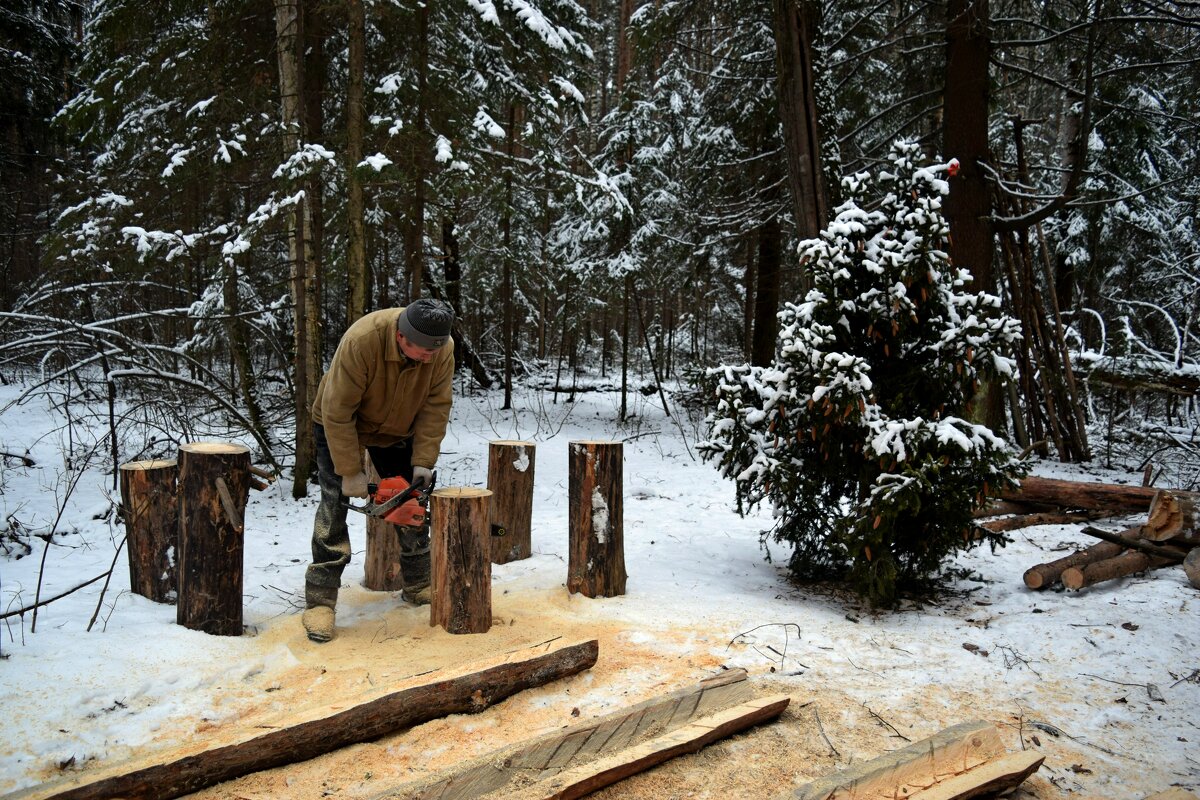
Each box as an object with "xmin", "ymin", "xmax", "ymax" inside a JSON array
[{"xmin": 302, "ymin": 299, "xmax": 455, "ymax": 643}]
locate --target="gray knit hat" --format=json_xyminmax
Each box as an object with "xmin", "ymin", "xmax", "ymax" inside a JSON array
[{"xmin": 397, "ymin": 299, "xmax": 454, "ymax": 349}]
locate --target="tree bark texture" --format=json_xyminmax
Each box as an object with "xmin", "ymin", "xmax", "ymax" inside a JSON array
[
  {"xmin": 568, "ymin": 441, "xmax": 626, "ymax": 598},
  {"xmin": 1023, "ymin": 540, "xmax": 1123, "ymax": 590},
  {"xmin": 362, "ymin": 452, "xmax": 404, "ymax": 591},
  {"xmin": 119, "ymin": 459, "xmax": 179, "ymax": 604},
  {"xmin": 176, "ymin": 443, "xmax": 250, "ymax": 636},
  {"xmin": 771, "ymin": 0, "xmax": 827, "ymax": 247},
  {"xmin": 34, "ymin": 639, "xmax": 599, "ymax": 800},
  {"xmin": 430, "ymin": 487, "xmax": 493, "ymax": 634},
  {"xmin": 1000, "ymin": 476, "xmax": 1159, "ymax": 512},
  {"xmin": 1184, "ymin": 548, "xmax": 1200, "ymax": 590},
  {"xmin": 488, "ymin": 440, "xmax": 536, "ymax": 564},
  {"xmin": 750, "ymin": 214, "xmax": 782, "ymax": 367},
  {"xmin": 345, "ymin": 0, "xmax": 367, "ymax": 325},
  {"xmin": 1061, "ymin": 549, "xmax": 1178, "ymax": 591}
]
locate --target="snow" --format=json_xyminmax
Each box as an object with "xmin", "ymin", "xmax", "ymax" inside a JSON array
[{"xmin": 0, "ymin": 383, "xmax": 1197, "ymax": 796}]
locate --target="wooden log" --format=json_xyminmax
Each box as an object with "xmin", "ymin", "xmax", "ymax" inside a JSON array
[
  {"xmin": 1080, "ymin": 526, "xmax": 1190, "ymax": 561},
  {"xmin": 176, "ymin": 442, "xmax": 250, "ymax": 636},
  {"xmin": 430, "ymin": 487, "xmax": 493, "ymax": 634},
  {"xmin": 1061, "ymin": 549, "xmax": 1179, "ymax": 590},
  {"xmin": 793, "ymin": 720, "xmax": 1005, "ymax": 800},
  {"xmin": 1023, "ymin": 540, "xmax": 1124, "ymax": 590},
  {"xmin": 363, "ymin": 452, "xmax": 404, "ymax": 591},
  {"xmin": 379, "ymin": 668, "xmax": 754, "ymax": 800},
  {"xmin": 905, "ymin": 750, "xmax": 1044, "ymax": 799},
  {"xmin": 979, "ymin": 510, "xmax": 1105, "ymax": 534},
  {"xmin": 567, "ymin": 440, "xmax": 626, "ymax": 598},
  {"xmin": 1185, "ymin": 548, "xmax": 1200, "ymax": 590},
  {"xmin": 488, "ymin": 440, "xmax": 536, "ymax": 564},
  {"xmin": 119, "ymin": 459, "xmax": 179, "ymax": 604},
  {"xmin": 22, "ymin": 639, "xmax": 599, "ymax": 800},
  {"xmin": 509, "ymin": 695, "xmax": 791, "ymax": 800},
  {"xmin": 1144, "ymin": 489, "xmax": 1200, "ymax": 545},
  {"xmin": 972, "ymin": 499, "xmax": 1058, "ymax": 518},
  {"xmin": 1000, "ymin": 476, "xmax": 1159, "ymax": 512}
]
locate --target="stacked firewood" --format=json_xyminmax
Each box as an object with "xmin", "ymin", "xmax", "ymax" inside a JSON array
[{"xmin": 973, "ymin": 477, "xmax": 1200, "ymax": 591}]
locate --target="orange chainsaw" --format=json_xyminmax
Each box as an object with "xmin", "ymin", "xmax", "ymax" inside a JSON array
[{"xmin": 342, "ymin": 473, "xmax": 435, "ymax": 527}]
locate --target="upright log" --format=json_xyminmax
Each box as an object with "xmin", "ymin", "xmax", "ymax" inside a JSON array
[
  {"xmin": 430, "ymin": 487, "xmax": 492, "ymax": 634},
  {"xmin": 176, "ymin": 442, "xmax": 250, "ymax": 636},
  {"xmin": 119, "ymin": 459, "xmax": 179, "ymax": 603},
  {"xmin": 568, "ymin": 440, "xmax": 626, "ymax": 598},
  {"xmin": 488, "ymin": 440, "xmax": 536, "ymax": 564},
  {"xmin": 362, "ymin": 452, "xmax": 404, "ymax": 591}
]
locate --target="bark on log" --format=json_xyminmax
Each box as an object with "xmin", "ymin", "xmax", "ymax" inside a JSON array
[
  {"xmin": 1000, "ymin": 476, "xmax": 1159, "ymax": 511},
  {"xmin": 905, "ymin": 750, "xmax": 1044, "ymax": 799},
  {"xmin": 119, "ymin": 459, "xmax": 179, "ymax": 604},
  {"xmin": 1061, "ymin": 549, "xmax": 1179, "ymax": 590},
  {"xmin": 379, "ymin": 668, "xmax": 754, "ymax": 800},
  {"xmin": 567, "ymin": 440, "xmax": 626, "ymax": 598},
  {"xmin": 488, "ymin": 440, "xmax": 535, "ymax": 564},
  {"xmin": 980, "ymin": 510, "xmax": 1105, "ymax": 534},
  {"xmin": 972, "ymin": 500, "xmax": 1058, "ymax": 518},
  {"xmin": 794, "ymin": 720, "xmax": 1004, "ymax": 800},
  {"xmin": 1080, "ymin": 526, "xmax": 1190, "ymax": 560},
  {"xmin": 26, "ymin": 639, "xmax": 599, "ymax": 800},
  {"xmin": 1185, "ymin": 548, "xmax": 1200, "ymax": 590},
  {"xmin": 430, "ymin": 487, "xmax": 492, "ymax": 634},
  {"xmin": 363, "ymin": 452, "xmax": 404, "ymax": 591},
  {"xmin": 176, "ymin": 442, "xmax": 250, "ymax": 636},
  {"xmin": 1144, "ymin": 490, "xmax": 1200, "ymax": 546},
  {"xmin": 509, "ymin": 696, "xmax": 791, "ymax": 800},
  {"xmin": 1023, "ymin": 540, "xmax": 1124, "ymax": 590}
]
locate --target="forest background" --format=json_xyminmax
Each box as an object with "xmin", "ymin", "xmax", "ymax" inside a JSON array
[{"xmin": 1, "ymin": 0, "xmax": 1199, "ymax": 520}]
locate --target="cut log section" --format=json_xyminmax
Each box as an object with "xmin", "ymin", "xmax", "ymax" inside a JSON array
[
  {"xmin": 793, "ymin": 720, "xmax": 1005, "ymax": 800},
  {"xmin": 1144, "ymin": 489, "xmax": 1200, "ymax": 546},
  {"xmin": 1023, "ymin": 540, "xmax": 1124, "ymax": 589},
  {"xmin": 488, "ymin": 440, "xmax": 536, "ymax": 564},
  {"xmin": 1185, "ymin": 548, "xmax": 1200, "ymax": 590},
  {"xmin": 176, "ymin": 442, "xmax": 250, "ymax": 636},
  {"xmin": 22, "ymin": 639, "xmax": 599, "ymax": 800},
  {"xmin": 430, "ymin": 487, "xmax": 493, "ymax": 634},
  {"xmin": 1062, "ymin": 549, "xmax": 1180, "ymax": 591},
  {"xmin": 567, "ymin": 440, "xmax": 626, "ymax": 598},
  {"xmin": 363, "ymin": 452, "xmax": 404, "ymax": 591},
  {"xmin": 905, "ymin": 750, "xmax": 1044, "ymax": 799},
  {"xmin": 119, "ymin": 459, "xmax": 179, "ymax": 604},
  {"xmin": 506, "ymin": 695, "xmax": 791, "ymax": 800},
  {"xmin": 375, "ymin": 668, "xmax": 755, "ymax": 800}
]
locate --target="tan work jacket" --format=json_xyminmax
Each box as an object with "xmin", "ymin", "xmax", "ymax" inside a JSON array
[{"xmin": 311, "ymin": 307, "xmax": 454, "ymax": 477}]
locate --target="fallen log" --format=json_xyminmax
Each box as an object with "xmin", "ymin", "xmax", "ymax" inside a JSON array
[
  {"xmin": 1079, "ymin": 526, "xmax": 1191, "ymax": 561},
  {"xmin": 1186, "ymin": 548, "xmax": 1200, "ymax": 590},
  {"xmin": 510, "ymin": 695, "xmax": 791, "ymax": 800},
  {"xmin": 793, "ymin": 720, "xmax": 1005, "ymax": 800},
  {"xmin": 20, "ymin": 639, "xmax": 599, "ymax": 800},
  {"xmin": 906, "ymin": 750, "xmax": 1044, "ymax": 799},
  {"xmin": 1000, "ymin": 476, "xmax": 1159, "ymax": 512},
  {"xmin": 1023, "ymin": 540, "xmax": 1124, "ymax": 590},
  {"xmin": 980, "ymin": 510, "xmax": 1107, "ymax": 534},
  {"xmin": 1144, "ymin": 490, "xmax": 1200, "ymax": 546},
  {"xmin": 375, "ymin": 668, "xmax": 756, "ymax": 800},
  {"xmin": 1062, "ymin": 549, "xmax": 1181, "ymax": 591}
]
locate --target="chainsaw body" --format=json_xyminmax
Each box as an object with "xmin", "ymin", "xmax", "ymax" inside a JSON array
[{"xmin": 342, "ymin": 474, "xmax": 433, "ymax": 527}]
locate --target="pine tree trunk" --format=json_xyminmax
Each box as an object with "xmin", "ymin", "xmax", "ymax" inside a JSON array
[
  {"xmin": 488, "ymin": 441, "xmax": 536, "ymax": 564},
  {"xmin": 176, "ymin": 443, "xmax": 250, "ymax": 636},
  {"xmin": 430, "ymin": 487, "xmax": 493, "ymax": 634},
  {"xmin": 751, "ymin": 215, "xmax": 782, "ymax": 367},
  {"xmin": 568, "ymin": 440, "xmax": 626, "ymax": 598},
  {"xmin": 405, "ymin": 3, "xmax": 431, "ymax": 300},
  {"xmin": 345, "ymin": 0, "xmax": 367, "ymax": 325},
  {"xmin": 120, "ymin": 459, "xmax": 179, "ymax": 604}
]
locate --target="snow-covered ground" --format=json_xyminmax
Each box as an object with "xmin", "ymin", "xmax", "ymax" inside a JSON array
[{"xmin": 0, "ymin": 380, "xmax": 1197, "ymax": 798}]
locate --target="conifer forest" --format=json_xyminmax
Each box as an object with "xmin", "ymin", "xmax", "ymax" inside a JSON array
[{"xmin": 2, "ymin": 1, "xmax": 1199, "ymax": 600}]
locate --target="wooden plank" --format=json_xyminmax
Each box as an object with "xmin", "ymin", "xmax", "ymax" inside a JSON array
[
  {"xmin": 511, "ymin": 694, "xmax": 791, "ymax": 800},
  {"xmin": 18, "ymin": 639, "xmax": 599, "ymax": 800},
  {"xmin": 793, "ymin": 720, "xmax": 1005, "ymax": 800},
  {"xmin": 905, "ymin": 750, "xmax": 1044, "ymax": 799},
  {"xmin": 375, "ymin": 668, "xmax": 754, "ymax": 800}
]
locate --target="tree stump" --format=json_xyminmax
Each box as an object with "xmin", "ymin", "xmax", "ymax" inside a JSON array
[
  {"xmin": 362, "ymin": 452, "xmax": 404, "ymax": 591},
  {"xmin": 430, "ymin": 487, "xmax": 492, "ymax": 634},
  {"xmin": 1144, "ymin": 490, "xmax": 1200, "ymax": 546},
  {"xmin": 177, "ymin": 442, "xmax": 250, "ymax": 636},
  {"xmin": 488, "ymin": 440, "xmax": 536, "ymax": 564},
  {"xmin": 119, "ymin": 459, "xmax": 179, "ymax": 603},
  {"xmin": 568, "ymin": 440, "xmax": 626, "ymax": 598}
]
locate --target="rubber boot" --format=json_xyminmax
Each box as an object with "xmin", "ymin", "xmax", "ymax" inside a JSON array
[
  {"xmin": 302, "ymin": 606, "xmax": 336, "ymax": 642},
  {"xmin": 398, "ymin": 526, "xmax": 431, "ymax": 606}
]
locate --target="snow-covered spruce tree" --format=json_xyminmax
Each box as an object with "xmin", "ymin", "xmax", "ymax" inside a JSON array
[{"xmin": 700, "ymin": 142, "xmax": 1026, "ymax": 606}]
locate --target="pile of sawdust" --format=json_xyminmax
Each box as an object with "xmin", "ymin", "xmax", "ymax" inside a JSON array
[{"xmin": 26, "ymin": 585, "xmax": 1095, "ymax": 799}]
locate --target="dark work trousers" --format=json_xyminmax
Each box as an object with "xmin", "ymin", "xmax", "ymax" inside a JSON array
[{"xmin": 305, "ymin": 423, "xmax": 427, "ymax": 609}]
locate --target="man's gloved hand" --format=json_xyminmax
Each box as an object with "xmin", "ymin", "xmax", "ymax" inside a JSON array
[
  {"xmin": 341, "ymin": 471, "xmax": 370, "ymax": 498},
  {"xmin": 411, "ymin": 466, "xmax": 433, "ymax": 489}
]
